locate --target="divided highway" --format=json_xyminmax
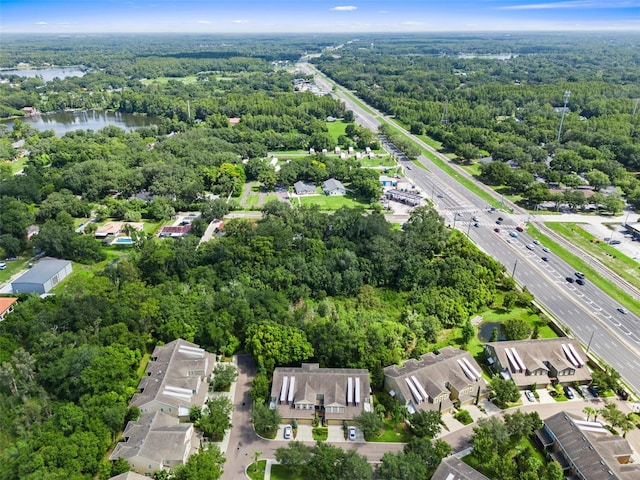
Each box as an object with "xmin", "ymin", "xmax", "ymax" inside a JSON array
[{"xmin": 300, "ymin": 62, "xmax": 640, "ymax": 396}]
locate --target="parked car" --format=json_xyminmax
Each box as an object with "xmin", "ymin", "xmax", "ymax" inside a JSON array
[
  {"xmin": 348, "ymin": 426, "xmax": 357, "ymax": 441},
  {"xmin": 284, "ymin": 425, "xmax": 293, "ymax": 439},
  {"xmin": 0, "ymin": 261, "xmax": 6, "ymax": 270},
  {"xmin": 563, "ymin": 386, "xmax": 575, "ymax": 399},
  {"xmin": 588, "ymin": 385, "xmax": 600, "ymax": 398},
  {"xmin": 525, "ymin": 390, "xmax": 536, "ymax": 402}
]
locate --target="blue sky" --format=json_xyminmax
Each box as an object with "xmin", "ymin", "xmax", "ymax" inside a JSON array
[{"xmin": 2, "ymin": 0, "xmax": 639, "ymax": 33}]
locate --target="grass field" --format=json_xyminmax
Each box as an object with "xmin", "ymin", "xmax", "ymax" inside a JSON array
[
  {"xmin": 359, "ymin": 155, "xmax": 396, "ymax": 168},
  {"xmin": 247, "ymin": 460, "xmax": 267, "ymax": 480},
  {"xmin": 369, "ymin": 418, "xmax": 412, "ymax": 443},
  {"xmin": 0, "ymin": 257, "xmax": 31, "ymax": 284},
  {"xmin": 270, "ymin": 464, "xmax": 302, "ymax": 480},
  {"xmin": 298, "ymin": 194, "xmax": 371, "ymax": 210},
  {"xmin": 7, "ymin": 157, "xmax": 28, "ymax": 174},
  {"xmin": 140, "ymin": 75, "xmax": 198, "ymax": 85},
  {"xmin": 245, "ymin": 194, "xmax": 261, "ymax": 206},
  {"xmin": 326, "ymin": 120, "xmax": 349, "ymax": 140}
]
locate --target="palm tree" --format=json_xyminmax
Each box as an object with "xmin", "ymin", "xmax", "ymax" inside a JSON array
[
  {"xmin": 252, "ymin": 450, "xmax": 262, "ymax": 472},
  {"xmin": 583, "ymin": 406, "xmax": 596, "ymax": 421}
]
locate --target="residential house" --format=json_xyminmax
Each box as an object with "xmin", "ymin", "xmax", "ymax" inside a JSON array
[
  {"xmin": 322, "ymin": 178, "xmax": 346, "ymax": 196},
  {"xmin": 108, "ymin": 472, "xmax": 150, "ymax": 480},
  {"xmin": 94, "ymin": 222, "xmax": 144, "ymax": 239},
  {"xmin": 536, "ymin": 411, "xmax": 640, "ymax": 479},
  {"xmin": 11, "ymin": 258, "xmax": 72, "ymax": 295},
  {"xmin": 109, "ymin": 411, "xmax": 199, "ymax": 476},
  {"xmin": 270, "ymin": 363, "xmax": 371, "ymax": 426},
  {"xmin": 26, "ymin": 225, "xmax": 40, "ymax": 240},
  {"xmin": 383, "ymin": 347, "xmax": 488, "ymax": 414},
  {"xmin": 484, "ymin": 338, "xmax": 592, "ymax": 388},
  {"xmin": 130, "ymin": 339, "xmax": 214, "ymax": 418},
  {"xmin": 293, "ymin": 181, "xmax": 317, "ymax": 196},
  {"xmin": 159, "ymin": 224, "xmax": 191, "ymax": 237},
  {"xmin": 431, "ymin": 457, "xmax": 490, "ymax": 480},
  {"xmin": 0, "ymin": 297, "xmax": 18, "ymax": 321}
]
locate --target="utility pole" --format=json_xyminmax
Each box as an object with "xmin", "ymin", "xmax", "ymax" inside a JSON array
[
  {"xmin": 556, "ymin": 90, "xmax": 570, "ymax": 142},
  {"xmin": 586, "ymin": 330, "xmax": 595, "ymax": 354},
  {"xmin": 511, "ymin": 259, "xmax": 518, "ymax": 278}
]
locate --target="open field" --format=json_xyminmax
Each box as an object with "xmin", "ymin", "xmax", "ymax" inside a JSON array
[
  {"xmin": 326, "ymin": 120, "xmax": 349, "ymax": 140},
  {"xmin": 298, "ymin": 194, "xmax": 372, "ymax": 210},
  {"xmin": 140, "ymin": 75, "xmax": 199, "ymax": 85}
]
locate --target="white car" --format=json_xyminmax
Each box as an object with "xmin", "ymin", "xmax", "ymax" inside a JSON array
[
  {"xmin": 284, "ymin": 425, "xmax": 292, "ymax": 440},
  {"xmin": 348, "ymin": 426, "xmax": 357, "ymax": 440},
  {"xmin": 0, "ymin": 261, "xmax": 6, "ymax": 270},
  {"xmin": 525, "ymin": 390, "xmax": 536, "ymax": 402}
]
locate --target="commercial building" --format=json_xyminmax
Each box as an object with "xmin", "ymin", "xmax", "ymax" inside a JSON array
[{"xmin": 11, "ymin": 258, "xmax": 72, "ymax": 294}]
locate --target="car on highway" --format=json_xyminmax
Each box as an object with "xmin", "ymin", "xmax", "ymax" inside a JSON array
[
  {"xmin": 541, "ymin": 256, "xmax": 549, "ymax": 262},
  {"xmin": 496, "ymin": 220, "xmax": 502, "ymax": 225},
  {"xmin": 609, "ymin": 239, "xmax": 621, "ymax": 245},
  {"xmin": 494, "ymin": 228, "xmax": 500, "ymax": 233},
  {"xmin": 563, "ymin": 386, "xmax": 575, "ymax": 399},
  {"xmin": 498, "ymin": 217, "xmax": 504, "ymax": 222},
  {"xmin": 437, "ymin": 194, "xmax": 444, "ymax": 198},
  {"xmin": 284, "ymin": 425, "xmax": 293, "ymax": 439},
  {"xmin": 472, "ymin": 216, "xmax": 479, "ymax": 222},
  {"xmin": 542, "ymin": 247, "xmax": 550, "ymax": 253},
  {"xmin": 533, "ymin": 240, "xmax": 540, "ymax": 245},
  {"xmin": 516, "ymin": 226, "xmax": 524, "ymax": 232},
  {"xmin": 0, "ymin": 261, "xmax": 6, "ymax": 270},
  {"xmin": 348, "ymin": 426, "xmax": 357, "ymax": 441},
  {"xmin": 510, "ymin": 231, "xmax": 518, "ymax": 238},
  {"xmin": 526, "ymin": 244, "xmax": 535, "ymax": 250},
  {"xmin": 575, "ymin": 272, "xmax": 585, "ymax": 279},
  {"xmin": 525, "ymin": 390, "xmax": 536, "ymax": 402},
  {"xmin": 566, "ymin": 277, "xmax": 575, "ymax": 283},
  {"xmin": 474, "ymin": 222, "xmax": 480, "ymax": 228},
  {"xmin": 576, "ymin": 279, "xmax": 585, "ymax": 286},
  {"xmin": 617, "ymin": 307, "xmax": 628, "ymax": 314},
  {"xmin": 406, "ymin": 165, "xmax": 412, "ymax": 170}
]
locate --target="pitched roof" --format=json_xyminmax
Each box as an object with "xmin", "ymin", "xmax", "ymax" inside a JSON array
[
  {"xmin": 0, "ymin": 297, "xmax": 18, "ymax": 315},
  {"xmin": 322, "ymin": 178, "xmax": 345, "ymax": 192},
  {"xmin": 109, "ymin": 411, "xmax": 194, "ymax": 465},
  {"xmin": 109, "ymin": 472, "xmax": 150, "ymax": 480},
  {"xmin": 432, "ymin": 457, "xmax": 490, "ymax": 480},
  {"xmin": 484, "ymin": 338, "xmax": 591, "ymax": 386},
  {"xmin": 12, "ymin": 259, "xmax": 71, "ymax": 285},
  {"xmin": 293, "ymin": 181, "xmax": 316, "ymax": 194},
  {"xmin": 543, "ymin": 411, "xmax": 640, "ymax": 479},
  {"xmin": 384, "ymin": 347, "xmax": 487, "ymax": 412},
  {"xmin": 130, "ymin": 339, "xmax": 214, "ymax": 415}
]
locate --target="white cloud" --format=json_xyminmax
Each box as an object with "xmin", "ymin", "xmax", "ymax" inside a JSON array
[
  {"xmin": 197, "ymin": 20, "xmax": 211, "ymax": 24},
  {"xmin": 498, "ymin": 1, "xmax": 640, "ymax": 10},
  {"xmin": 402, "ymin": 21, "xmax": 425, "ymax": 26},
  {"xmin": 232, "ymin": 19, "xmax": 249, "ymax": 24},
  {"xmin": 330, "ymin": 6, "xmax": 357, "ymax": 11},
  {"xmin": 35, "ymin": 21, "xmax": 48, "ymax": 25}
]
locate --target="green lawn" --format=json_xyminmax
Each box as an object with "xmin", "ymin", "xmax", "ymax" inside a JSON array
[
  {"xmin": 298, "ymin": 194, "xmax": 371, "ymax": 210},
  {"xmin": 326, "ymin": 120, "xmax": 349, "ymax": 140},
  {"xmin": 270, "ymin": 464, "xmax": 303, "ymax": 480},
  {"xmin": 369, "ymin": 418, "xmax": 412, "ymax": 443},
  {"xmin": 140, "ymin": 75, "xmax": 198, "ymax": 85},
  {"xmin": 245, "ymin": 194, "xmax": 261, "ymax": 206},
  {"xmin": 359, "ymin": 155, "xmax": 396, "ymax": 168},
  {"xmin": 0, "ymin": 257, "xmax": 31, "ymax": 284},
  {"xmin": 247, "ymin": 460, "xmax": 267, "ymax": 480},
  {"xmin": 8, "ymin": 156, "xmax": 28, "ymax": 174}
]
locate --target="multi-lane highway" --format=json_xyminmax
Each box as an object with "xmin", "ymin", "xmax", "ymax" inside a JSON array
[{"xmin": 300, "ymin": 62, "xmax": 640, "ymax": 396}]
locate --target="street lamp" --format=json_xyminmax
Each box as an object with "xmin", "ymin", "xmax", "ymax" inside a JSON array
[
  {"xmin": 467, "ymin": 221, "xmax": 472, "ymax": 237},
  {"xmin": 586, "ymin": 330, "xmax": 596, "ymax": 354},
  {"xmin": 511, "ymin": 259, "xmax": 518, "ymax": 278}
]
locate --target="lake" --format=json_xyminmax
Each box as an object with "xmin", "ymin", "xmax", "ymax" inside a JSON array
[
  {"xmin": 2, "ymin": 110, "xmax": 161, "ymax": 136},
  {"xmin": 0, "ymin": 67, "xmax": 86, "ymax": 82}
]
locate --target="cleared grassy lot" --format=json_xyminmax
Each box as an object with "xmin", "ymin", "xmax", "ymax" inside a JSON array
[
  {"xmin": 140, "ymin": 75, "xmax": 198, "ymax": 85},
  {"xmin": 298, "ymin": 194, "xmax": 372, "ymax": 210}
]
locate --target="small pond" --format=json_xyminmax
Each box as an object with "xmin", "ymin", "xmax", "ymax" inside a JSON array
[{"xmin": 477, "ymin": 321, "xmax": 506, "ymax": 342}]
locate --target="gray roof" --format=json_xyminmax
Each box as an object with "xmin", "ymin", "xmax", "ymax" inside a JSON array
[
  {"xmin": 384, "ymin": 347, "xmax": 487, "ymax": 412},
  {"xmin": 109, "ymin": 473, "xmax": 150, "ymax": 480},
  {"xmin": 543, "ymin": 411, "xmax": 639, "ymax": 479},
  {"xmin": 432, "ymin": 457, "xmax": 490, "ymax": 480},
  {"xmin": 130, "ymin": 339, "xmax": 214, "ymax": 415},
  {"xmin": 294, "ymin": 181, "xmax": 316, "ymax": 194},
  {"xmin": 322, "ymin": 178, "xmax": 345, "ymax": 192},
  {"xmin": 109, "ymin": 411, "xmax": 194, "ymax": 465},
  {"xmin": 484, "ymin": 338, "xmax": 591, "ymax": 387},
  {"xmin": 12, "ymin": 258, "xmax": 71, "ymax": 285},
  {"xmin": 271, "ymin": 363, "xmax": 371, "ymax": 421}
]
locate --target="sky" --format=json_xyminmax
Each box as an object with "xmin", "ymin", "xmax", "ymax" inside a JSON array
[{"xmin": 1, "ymin": 0, "xmax": 640, "ymax": 34}]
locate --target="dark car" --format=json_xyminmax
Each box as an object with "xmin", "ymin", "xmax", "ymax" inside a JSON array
[
  {"xmin": 563, "ymin": 386, "xmax": 575, "ymax": 399},
  {"xmin": 498, "ymin": 217, "xmax": 504, "ymax": 221},
  {"xmin": 588, "ymin": 385, "xmax": 600, "ymax": 398},
  {"xmin": 496, "ymin": 220, "xmax": 502, "ymax": 225},
  {"xmin": 575, "ymin": 272, "xmax": 585, "ymax": 279},
  {"xmin": 541, "ymin": 256, "xmax": 549, "ymax": 262},
  {"xmin": 474, "ymin": 222, "xmax": 480, "ymax": 228},
  {"xmin": 494, "ymin": 228, "xmax": 500, "ymax": 233},
  {"xmin": 617, "ymin": 307, "xmax": 628, "ymax": 314},
  {"xmin": 576, "ymin": 278, "xmax": 585, "ymax": 285},
  {"xmin": 566, "ymin": 277, "xmax": 575, "ymax": 283},
  {"xmin": 516, "ymin": 226, "xmax": 524, "ymax": 232}
]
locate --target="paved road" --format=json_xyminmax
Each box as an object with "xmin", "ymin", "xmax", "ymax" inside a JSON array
[{"xmin": 299, "ymin": 62, "xmax": 640, "ymax": 396}]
